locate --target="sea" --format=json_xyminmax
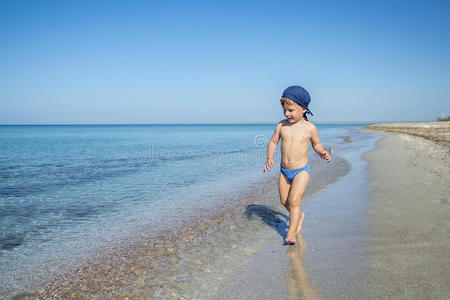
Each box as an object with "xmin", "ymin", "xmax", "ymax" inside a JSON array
[{"xmin": 0, "ymin": 123, "xmax": 373, "ymax": 298}]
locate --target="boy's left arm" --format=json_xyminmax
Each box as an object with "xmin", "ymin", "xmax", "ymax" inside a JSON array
[{"xmin": 310, "ymin": 124, "xmax": 331, "ymax": 163}]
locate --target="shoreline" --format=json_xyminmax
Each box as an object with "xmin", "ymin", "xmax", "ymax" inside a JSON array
[
  {"xmin": 9, "ymin": 155, "xmax": 351, "ymax": 299},
  {"xmin": 215, "ymin": 128, "xmax": 380, "ymax": 299},
  {"xmin": 5, "ymin": 175, "xmax": 278, "ymax": 299},
  {"xmin": 215, "ymin": 122, "xmax": 450, "ymax": 299}
]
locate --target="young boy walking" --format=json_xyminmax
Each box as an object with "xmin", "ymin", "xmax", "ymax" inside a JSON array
[{"xmin": 264, "ymin": 86, "xmax": 330, "ymax": 244}]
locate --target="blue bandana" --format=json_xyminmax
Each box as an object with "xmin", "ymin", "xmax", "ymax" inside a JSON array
[{"xmin": 281, "ymin": 86, "xmax": 313, "ymax": 115}]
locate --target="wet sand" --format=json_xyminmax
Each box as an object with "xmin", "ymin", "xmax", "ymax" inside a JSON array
[{"xmin": 365, "ymin": 122, "xmax": 450, "ymax": 298}]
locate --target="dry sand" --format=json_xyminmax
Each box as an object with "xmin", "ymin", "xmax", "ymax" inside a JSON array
[
  {"xmin": 367, "ymin": 121, "xmax": 450, "ymax": 148},
  {"xmin": 365, "ymin": 122, "xmax": 450, "ymax": 299}
]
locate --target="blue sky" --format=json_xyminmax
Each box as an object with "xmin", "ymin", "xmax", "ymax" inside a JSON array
[{"xmin": 0, "ymin": 0, "xmax": 449, "ymax": 124}]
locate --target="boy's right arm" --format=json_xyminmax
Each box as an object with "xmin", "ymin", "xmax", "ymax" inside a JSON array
[{"xmin": 264, "ymin": 122, "xmax": 282, "ymax": 172}]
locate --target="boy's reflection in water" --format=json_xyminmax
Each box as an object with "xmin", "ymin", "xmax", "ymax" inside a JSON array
[{"xmin": 286, "ymin": 234, "xmax": 320, "ymax": 300}]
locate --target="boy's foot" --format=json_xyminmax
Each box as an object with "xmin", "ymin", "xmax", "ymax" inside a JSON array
[
  {"xmin": 296, "ymin": 212, "xmax": 305, "ymax": 235},
  {"xmin": 285, "ymin": 231, "xmax": 296, "ymax": 244},
  {"xmin": 285, "ymin": 237, "xmax": 296, "ymax": 245}
]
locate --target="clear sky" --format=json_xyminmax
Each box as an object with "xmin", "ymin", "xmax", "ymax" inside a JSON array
[{"xmin": 1, "ymin": 0, "xmax": 449, "ymax": 124}]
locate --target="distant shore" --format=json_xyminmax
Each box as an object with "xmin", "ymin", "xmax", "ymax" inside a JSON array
[{"xmin": 366, "ymin": 121, "xmax": 450, "ymax": 148}]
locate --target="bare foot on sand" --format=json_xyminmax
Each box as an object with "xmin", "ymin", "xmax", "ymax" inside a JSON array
[
  {"xmin": 296, "ymin": 212, "xmax": 305, "ymax": 235},
  {"xmin": 285, "ymin": 235, "xmax": 296, "ymax": 245}
]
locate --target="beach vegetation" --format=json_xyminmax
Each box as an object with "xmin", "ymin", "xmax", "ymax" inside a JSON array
[{"xmin": 436, "ymin": 113, "xmax": 449, "ymax": 122}]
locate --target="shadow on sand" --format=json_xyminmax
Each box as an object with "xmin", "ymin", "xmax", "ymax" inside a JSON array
[{"xmin": 245, "ymin": 204, "xmax": 289, "ymax": 242}]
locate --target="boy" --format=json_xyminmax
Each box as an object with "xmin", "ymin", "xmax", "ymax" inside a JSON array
[{"xmin": 264, "ymin": 86, "xmax": 330, "ymax": 244}]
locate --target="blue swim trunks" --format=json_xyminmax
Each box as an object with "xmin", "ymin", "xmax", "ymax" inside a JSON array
[{"xmin": 280, "ymin": 162, "xmax": 310, "ymax": 183}]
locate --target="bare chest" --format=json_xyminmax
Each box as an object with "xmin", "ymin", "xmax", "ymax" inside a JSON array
[{"xmin": 280, "ymin": 126, "xmax": 311, "ymax": 143}]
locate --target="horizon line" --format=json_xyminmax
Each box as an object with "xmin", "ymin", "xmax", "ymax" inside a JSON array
[{"xmin": 0, "ymin": 120, "xmax": 435, "ymax": 126}]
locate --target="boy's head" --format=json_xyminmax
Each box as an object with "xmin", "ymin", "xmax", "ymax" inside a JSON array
[{"xmin": 280, "ymin": 86, "xmax": 313, "ymax": 116}]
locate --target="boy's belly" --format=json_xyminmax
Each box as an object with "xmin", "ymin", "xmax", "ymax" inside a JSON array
[
  {"xmin": 280, "ymin": 140, "xmax": 310, "ymax": 169},
  {"xmin": 281, "ymin": 154, "xmax": 309, "ymax": 170}
]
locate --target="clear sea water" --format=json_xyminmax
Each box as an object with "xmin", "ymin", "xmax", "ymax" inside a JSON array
[{"xmin": 0, "ymin": 123, "xmax": 368, "ymax": 296}]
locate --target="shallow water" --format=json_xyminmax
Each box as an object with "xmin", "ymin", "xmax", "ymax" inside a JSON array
[{"xmin": 0, "ymin": 124, "xmax": 367, "ymax": 298}]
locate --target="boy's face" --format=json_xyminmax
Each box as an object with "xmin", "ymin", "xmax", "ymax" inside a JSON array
[{"xmin": 282, "ymin": 103, "xmax": 307, "ymax": 123}]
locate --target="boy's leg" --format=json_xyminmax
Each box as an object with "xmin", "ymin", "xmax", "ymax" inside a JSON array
[
  {"xmin": 286, "ymin": 171, "xmax": 310, "ymax": 241},
  {"xmin": 278, "ymin": 172, "xmax": 291, "ymax": 211}
]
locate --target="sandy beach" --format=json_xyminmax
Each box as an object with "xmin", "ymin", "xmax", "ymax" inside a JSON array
[{"xmin": 365, "ymin": 121, "xmax": 450, "ymax": 298}]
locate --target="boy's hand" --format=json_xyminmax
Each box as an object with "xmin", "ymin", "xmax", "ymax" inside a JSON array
[
  {"xmin": 320, "ymin": 151, "xmax": 331, "ymax": 163},
  {"xmin": 264, "ymin": 159, "xmax": 274, "ymax": 172}
]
